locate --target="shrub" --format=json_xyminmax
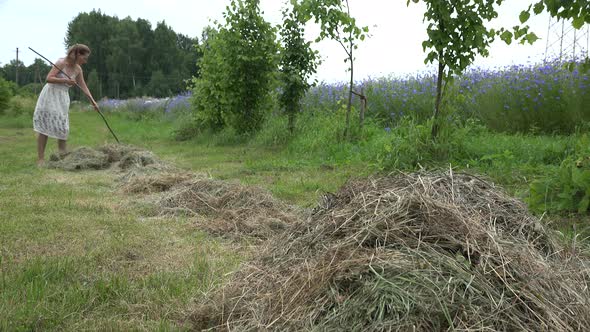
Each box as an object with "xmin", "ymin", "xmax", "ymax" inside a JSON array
[
  {"xmin": 528, "ymin": 134, "xmax": 590, "ymax": 214},
  {"xmin": 8, "ymin": 95, "xmax": 36, "ymax": 117},
  {"xmin": 0, "ymin": 77, "xmax": 13, "ymax": 115},
  {"xmin": 191, "ymin": 0, "xmax": 278, "ymax": 135}
]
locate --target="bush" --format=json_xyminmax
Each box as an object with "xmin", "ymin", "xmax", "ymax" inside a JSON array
[
  {"xmin": 0, "ymin": 77, "xmax": 13, "ymax": 115},
  {"xmin": 377, "ymin": 117, "xmax": 474, "ymax": 170},
  {"xmin": 8, "ymin": 95, "xmax": 37, "ymax": 117},
  {"xmin": 191, "ymin": 0, "xmax": 278, "ymax": 135},
  {"xmin": 527, "ymin": 134, "xmax": 590, "ymax": 214}
]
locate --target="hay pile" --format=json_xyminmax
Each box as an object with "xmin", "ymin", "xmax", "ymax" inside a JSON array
[
  {"xmin": 119, "ymin": 170, "xmax": 194, "ymax": 194},
  {"xmin": 193, "ymin": 171, "xmax": 590, "ymax": 331},
  {"xmin": 154, "ymin": 177, "xmax": 298, "ymax": 241},
  {"xmin": 46, "ymin": 144, "xmax": 161, "ymax": 171}
]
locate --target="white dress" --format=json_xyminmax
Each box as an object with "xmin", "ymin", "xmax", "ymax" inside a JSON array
[{"xmin": 33, "ymin": 69, "xmax": 77, "ymax": 140}]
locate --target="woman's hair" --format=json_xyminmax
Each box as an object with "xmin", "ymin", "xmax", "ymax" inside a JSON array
[{"xmin": 66, "ymin": 44, "xmax": 91, "ymax": 63}]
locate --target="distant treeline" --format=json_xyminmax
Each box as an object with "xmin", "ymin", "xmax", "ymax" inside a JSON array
[{"xmin": 0, "ymin": 10, "xmax": 202, "ymax": 99}]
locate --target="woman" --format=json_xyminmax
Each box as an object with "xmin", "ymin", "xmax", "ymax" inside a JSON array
[{"xmin": 33, "ymin": 43, "xmax": 99, "ymax": 166}]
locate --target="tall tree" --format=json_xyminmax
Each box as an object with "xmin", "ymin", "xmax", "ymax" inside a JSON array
[
  {"xmin": 297, "ymin": 0, "xmax": 368, "ymax": 140},
  {"xmin": 66, "ymin": 10, "xmax": 116, "ymax": 99},
  {"xmin": 279, "ymin": 3, "xmax": 319, "ymax": 133},
  {"xmin": 2, "ymin": 59, "xmax": 25, "ymax": 86},
  {"xmin": 63, "ymin": 11, "xmax": 202, "ymax": 98},
  {"xmin": 408, "ymin": 0, "xmax": 536, "ymax": 138},
  {"xmin": 152, "ymin": 21, "xmax": 178, "ymax": 75},
  {"xmin": 107, "ymin": 17, "xmax": 143, "ymax": 97},
  {"xmin": 135, "ymin": 18, "xmax": 155, "ymax": 90},
  {"xmin": 191, "ymin": 0, "xmax": 278, "ymax": 134}
]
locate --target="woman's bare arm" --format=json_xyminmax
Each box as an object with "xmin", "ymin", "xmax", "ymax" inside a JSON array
[
  {"xmin": 45, "ymin": 59, "xmax": 76, "ymax": 86},
  {"xmin": 75, "ymin": 66, "xmax": 99, "ymax": 110}
]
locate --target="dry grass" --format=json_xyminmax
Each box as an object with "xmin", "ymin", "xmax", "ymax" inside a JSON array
[
  {"xmin": 155, "ymin": 177, "xmax": 299, "ymax": 242},
  {"xmin": 192, "ymin": 170, "xmax": 590, "ymax": 331},
  {"xmin": 38, "ymin": 144, "xmax": 590, "ymax": 330},
  {"xmin": 46, "ymin": 144, "xmax": 162, "ymax": 171}
]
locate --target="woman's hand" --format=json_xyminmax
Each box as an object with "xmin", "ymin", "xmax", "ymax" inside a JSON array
[
  {"xmin": 91, "ymin": 100, "xmax": 99, "ymax": 111},
  {"xmin": 65, "ymin": 78, "xmax": 77, "ymax": 86}
]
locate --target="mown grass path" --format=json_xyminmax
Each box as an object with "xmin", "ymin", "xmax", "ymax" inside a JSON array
[
  {"xmin": 0, "ymin": 118, "xmax": 243, "ymax": 331},
  {"xmin": 0, "ymin": 110, "xmax": 363, "ymax": 330}
]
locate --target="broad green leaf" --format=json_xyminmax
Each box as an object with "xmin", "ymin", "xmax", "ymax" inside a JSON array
[
  {"xmin": 573, "ymin": 16, "xmax": 585, "ymax": 29},
  {"xmin": 533, "ymin": 1, "xmax": 545, "ymax": 14},
  {"xmin": 500, "ymin": 30, "xmax": 513, "ymax": 45},
  {"xmin": 519, "ymin": 11, "xmax": 531, "ymax": 24},
  {"xmin": 525, "ymin": 32, "xmax": 539, "ymax": 44}
]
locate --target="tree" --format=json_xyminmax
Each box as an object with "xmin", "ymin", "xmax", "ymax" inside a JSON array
[
  {"xmin": 278, "ymin": 3, "xmax": 319, "ymax": 133},
  {"xmin": 65, "ymin": 12, "xmax": 202, "ymax": 98},
  {"xmin": 152, "ymin": 21, "xmax": 178, "ymax": 76},
  {"xmin": 135, "ymin": 18, "xmax": 155, "ymax": 89},
  {"xmin": 0, "ymin": 77, "xmax": 13, "ymax": 115},
  {"xmin": 107, "ymin": 17, "xmax": 143, "ymax": 97},
  {"xmin": 2, "ymin": 59, "xmax": 25, "ymax": 86},
  {"xmin": 191, "ymin": 26, "xmax": 226, "ymax": 130},
  {"xmin": 66, "ymin": 10, "xmax": 116, "ymax": 99},
  {"xmin": 408, "ymin": 0, "xmax": 536, "ymax": 138},
  {"xmin": 191, "ymin": 0, "xmax": 278, "ymax": 135},
  {"xmin": 531, "ymin": 0, "xmax": 589, "ymax": 27},
  {"xmin": 87, "ymin": 69, "xmax": 102, "ymax": 100},
  {"xmin": 146, "ymin": 70, "xmax": 171, "ymax": 98},
  {"xmin": 297, "ymin": 0, "xmax": 368, "ymax": 139}
]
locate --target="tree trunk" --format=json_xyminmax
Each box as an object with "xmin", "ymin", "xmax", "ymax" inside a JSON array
[
  {"xmin": 359, "ymin": 87, "xmax": 366, "ymax": 129},
  {"xmin": 288, "ymin": 110, "xmax": 295, "ymax": 134},
  {"xmin": 431, "ymin": 59, "xmax": 445, "ymax": 139},
  {"xmin": 344, "ymin": 47, "xmax": 354, "ymax": 140}
]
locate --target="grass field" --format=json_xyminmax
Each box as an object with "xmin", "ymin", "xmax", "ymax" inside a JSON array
[
  {"xmin": 0, "ymin": 110, "xmax": 373, "ymax": 330},
  {"xmin": 1, "ymin": 108, "xmax": 588, "ymax": 330}
]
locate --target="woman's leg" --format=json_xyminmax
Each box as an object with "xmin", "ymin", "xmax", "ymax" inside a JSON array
[
  {"xmin": 57, "ymin": 139, "xmax": 67, "ymax": 155},
  {"xmin": 37, "ymin": 133, "xmax": 48, "ymax": 165}
]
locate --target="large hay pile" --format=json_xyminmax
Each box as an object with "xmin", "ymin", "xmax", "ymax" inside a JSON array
[
  {"xmin": 193, "ymin": 171, "xmax": 590, "ymax": 331},
  {"xmin": 155, "ymin": 178, "xmax": 298, "ymax": 241},
  {"xmin": 46, "ymin": 144, "xmax": 161, "ymax": 171}
]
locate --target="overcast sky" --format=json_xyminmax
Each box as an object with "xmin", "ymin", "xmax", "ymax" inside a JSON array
[{"xmin": 0, "ymin": 0, "xmax": 563, "ymax": 83}]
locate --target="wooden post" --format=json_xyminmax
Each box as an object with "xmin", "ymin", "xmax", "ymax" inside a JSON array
[
  {"xmin": 352, "ymin": 89, "xmax": 367, "ymax": 129},
  {"xmin": 15, "ymin": 48, "xmax": 19, "ymax": 85},
  {"xmin": 359, "ymin": 87, "xmax": 366, "ymax": 129}
]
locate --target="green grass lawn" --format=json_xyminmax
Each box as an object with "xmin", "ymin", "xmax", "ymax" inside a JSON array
[
  {"xmin": 1, "ymin": 110, "xmax": 588, "ymax": 330},
  {"xmin": 0, "ymin": 110, "xmax": 370, "ymax": 330},
  {"xmin": 0, "ymin": 112, "xmax": 243, "ymax": 331}
]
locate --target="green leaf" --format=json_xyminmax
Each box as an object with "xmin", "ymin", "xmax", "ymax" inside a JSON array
[
  {"xmin": 519, "ymin": 11, "xmax": 531, "ymax": 24},
  {"xmin": 573, "ymin": 17, "xmax": 585, "ymax": 29},
  {"xmin": 500, "ymin": 30, "xmax": 513, "ymax": 45},
  {"xmin": 533, "ymin": 1, "xmax": 545, "ymax": 14},
  {"xmin": 525, "ymin": 32, "xmax": 539, "ymax": 45}
]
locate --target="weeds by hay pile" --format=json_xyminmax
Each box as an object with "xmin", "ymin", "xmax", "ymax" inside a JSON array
[
  {"xmin": 194, "ymin": 171, "xmax": 590, "ymax": 331},
  {"xmin": 156, "ymin": 178, "xmax": 297, "ymax": 241},
  {"xmin": 47, "ymin": 144, "xmax": 162, "ymax": 171}
]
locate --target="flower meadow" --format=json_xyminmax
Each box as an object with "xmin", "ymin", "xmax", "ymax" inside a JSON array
[
  {"xmin": 97, "ymin": 60, "xmax": 588, "ymax": 135},
  {"xmin": 98, "ymin": 92, "xmax": 192, "ymax": 115},
  {"xmin": 303, "ymin": 59, "xmax": 589, "ymax": 134}
]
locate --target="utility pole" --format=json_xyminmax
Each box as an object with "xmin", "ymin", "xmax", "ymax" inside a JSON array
[{"xmin": 15, "ymin": 47, "xmax": 19, "ymax": 85}]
